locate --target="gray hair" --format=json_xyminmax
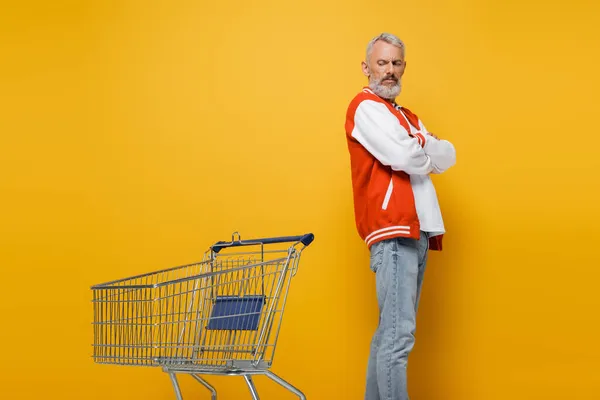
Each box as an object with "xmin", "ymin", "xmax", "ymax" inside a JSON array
[{"xmin": 366, "ymin": 33, "xmax": 406, "ymax": 62}]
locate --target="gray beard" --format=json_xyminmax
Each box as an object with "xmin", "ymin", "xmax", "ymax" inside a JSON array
[{"xmin": 369, "ymin": 79, "xmax": 402, "ymax": 100}]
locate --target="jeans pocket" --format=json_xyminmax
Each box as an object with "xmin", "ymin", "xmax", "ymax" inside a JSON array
[{"xmin": 369, "ymin": 242, "xmax": 384, "ymax": 273}]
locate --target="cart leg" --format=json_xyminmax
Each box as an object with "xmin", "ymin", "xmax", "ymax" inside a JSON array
[
  {"xmin": 243, "ymin": 375, "xmax": 260, "ymax": 400},
  {"xmin": 191, "ymin": 374, "xmax": 217, "ymax": 400},
  {"xmin": 169, "ymin": 373, "xmax": 184, "ymax": 400},
  {"xmin": 265, "ymin": 371, "xmax": 306, "ymax": 400}
]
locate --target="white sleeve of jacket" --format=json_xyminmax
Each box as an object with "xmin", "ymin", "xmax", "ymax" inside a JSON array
[
  {"xmin": 351, "ymin": 100, "xmax": 433, "ymax": 175},
  {"xmin": 419, "ymin": 120, "xmax": 456, "ymax": 174}
]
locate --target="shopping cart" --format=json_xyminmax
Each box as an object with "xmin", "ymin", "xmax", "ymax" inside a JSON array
[{"xmin": 91, "ymin": 232, "xmax": 314, "ymax": 399}]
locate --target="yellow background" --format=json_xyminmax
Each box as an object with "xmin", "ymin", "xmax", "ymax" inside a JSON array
[{"xmin": 1, "ymin": 0, "xmax": 599, "ymax": 399}]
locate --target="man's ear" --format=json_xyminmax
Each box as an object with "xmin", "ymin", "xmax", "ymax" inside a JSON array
[{"xmin": 361, "ymin": 61, "xmax": 370, "ymax": 77}]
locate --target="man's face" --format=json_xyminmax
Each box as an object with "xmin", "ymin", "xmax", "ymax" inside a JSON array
[{"xmin": 362, "ymin": 40, "xmax": 406, "ymax": 100}]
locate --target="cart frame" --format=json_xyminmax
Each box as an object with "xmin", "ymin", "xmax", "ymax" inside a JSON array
[{"xmin": 92, "ymin": 232, "xmax": 314, "ymax": 399}]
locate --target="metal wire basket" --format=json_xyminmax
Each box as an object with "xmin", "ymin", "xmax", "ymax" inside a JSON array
[{"xmin": 92, "ymin": 232, "xmax": 314, "ymax": 399}]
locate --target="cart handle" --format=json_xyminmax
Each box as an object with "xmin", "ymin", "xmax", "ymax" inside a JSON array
[{"xmin": 211, "ymin": 233, "xmax": 314, "ymax": 253}]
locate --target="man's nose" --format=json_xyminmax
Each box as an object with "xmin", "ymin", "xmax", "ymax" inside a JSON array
[{"xmin": 385, "ymin": 62, "xmax": 394, "ymax": 75}]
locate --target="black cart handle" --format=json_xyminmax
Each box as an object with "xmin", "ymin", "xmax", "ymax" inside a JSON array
[{"xmin": 211, "ymin": 233, "xmax": 314, "ymax": 253}]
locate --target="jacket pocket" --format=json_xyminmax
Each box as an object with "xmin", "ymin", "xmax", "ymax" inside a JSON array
[{"xmin": 381, "ymin": 176, "xmax": 394, "ymax": 210}]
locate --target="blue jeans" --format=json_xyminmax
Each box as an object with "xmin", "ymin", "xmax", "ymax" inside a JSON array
[{"xmin": 365, "ymin": 231, "xmax": 429, "ymax": 400}]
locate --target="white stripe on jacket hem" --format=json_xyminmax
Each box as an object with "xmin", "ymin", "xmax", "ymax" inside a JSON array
[
  {"xmin": 366, "ymin": 229, "xmax": 411, "ymax": 246},
  {"xmin": 365, "ymin": 225, "xmax": 411, "ymax": 243}
]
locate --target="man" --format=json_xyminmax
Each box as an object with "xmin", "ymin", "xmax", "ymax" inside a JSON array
[{"xmin": 345, "ymin": 33, "xmax": 456, "ymax": 400}]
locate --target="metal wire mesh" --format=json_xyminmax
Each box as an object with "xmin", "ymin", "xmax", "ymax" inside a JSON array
[{"xmin": 92, "ymin": 243, "xmax": 302, "ymax": 372}]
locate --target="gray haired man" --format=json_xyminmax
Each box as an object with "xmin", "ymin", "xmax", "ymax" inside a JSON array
[{"xmin": 345, "ymin": 33, "xmax": 456, "ymax": 400}]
